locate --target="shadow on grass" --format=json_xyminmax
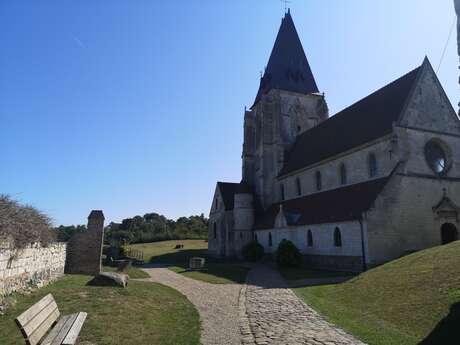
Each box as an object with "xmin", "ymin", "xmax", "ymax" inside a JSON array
[
  {"xmin": 144, "ymin": 249, "xmax": 249, "ymax": 284},
  {"xmin": 418, "ymin": 302, "xmax": 460, "ymax": 345},
  {"xmin": 146, "ymin": 249, "xmax": 228, "ymax": 266}
]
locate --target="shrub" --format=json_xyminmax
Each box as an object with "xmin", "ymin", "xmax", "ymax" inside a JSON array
[
  {"xmin": 0, "ymin": 195, "xmax": 55, "ymax": 249},
  {"xmin": 276, "ymin": 239, "xmax": 302, "ymax": 267},
  {"xmin": 242, "ymin": 240, "xmax": 264, "ymax": 262}
]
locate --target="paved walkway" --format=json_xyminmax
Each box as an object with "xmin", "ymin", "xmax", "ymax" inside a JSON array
[
  {"xmin": 140, "ymin": 264, "xmax": 366, "ymax": 345},
  {"xmin": 140, "ymin": 265, "xmax": 242, "ymax": 345},
  {"xmin": 242, "ymin": 264, "xmax": 366, "ymax": 345}
]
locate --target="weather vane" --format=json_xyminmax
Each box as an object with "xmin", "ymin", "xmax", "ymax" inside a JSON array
[{"xmin": 280, "ymin": 0, "xmax": 291, "ymax": 13}]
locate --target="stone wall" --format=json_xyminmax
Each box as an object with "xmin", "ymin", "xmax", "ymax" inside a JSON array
[
  {"xmin": 279, "ymin": 137, "xmax": 396, "ymax": 201},
  {"xmin": 456, "ymin": 0, "xmax": 460, "ymax": 114},
  {"xmin": 65, "ymin": 210, "xmax": 105, "ymax": 275},
  {"xmin": 256, "ymin": 221, "xmax": 363, "ymax": 256},
  {"xmin": 0, "ymin": 242, "xmax": 66, "ymax": 296}
]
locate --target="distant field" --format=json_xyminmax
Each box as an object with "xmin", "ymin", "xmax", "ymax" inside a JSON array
[
  {"xmin": 295, "ymin": 241, "xmax": 460, "ymax": 345},
  {"xmin": 129, "ymin": 240, "xmax": 249, "ymax": 284},
  {"xmin": 128, "ymin": 239, "xmax": 208, "ymax": 263}
]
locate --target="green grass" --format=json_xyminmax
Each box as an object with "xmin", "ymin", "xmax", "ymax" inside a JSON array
[
  {"xmin": 279, "ymin": 266, "xmax": 355, "ymax": 281},
  {"xmin": 102, "ymin": 265, "xmax": 150, "ymax": 279},
  {"xmin": 0, "ymin": 275, "xmax": 200, "ymax": 345},
  {"xmin": 294, "ymin": 241, "xmax": 460, "ymax": 345},
  {"xmin": 130, "ymin": 240, "xmax": 249, "ymax": 284},
  {"xmin": 129, "ymin": 239, "xmax": 208, "ymax": 263}
]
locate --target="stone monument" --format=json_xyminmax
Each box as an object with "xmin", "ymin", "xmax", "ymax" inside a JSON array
[{"xmin": 65, "ymin": 210, "xmax": 105, "ymax": 275}]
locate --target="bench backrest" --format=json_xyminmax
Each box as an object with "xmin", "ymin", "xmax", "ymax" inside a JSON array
[{"xmin": 15, "ymin": 293, "xmax": 60, "ymax": 345}]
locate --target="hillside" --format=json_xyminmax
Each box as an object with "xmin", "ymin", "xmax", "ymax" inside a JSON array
[{"xmin": 295, "ymin": 241, "xmax": 460, "ymax": 345}]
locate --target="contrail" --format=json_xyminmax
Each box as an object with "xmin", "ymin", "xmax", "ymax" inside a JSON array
[{"xmin": 72, "ymin": 36, "xmax": 86, "ymax": 49}]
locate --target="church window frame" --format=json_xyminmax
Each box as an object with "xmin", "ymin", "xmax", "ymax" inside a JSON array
[
  {"xmin": 280, "ymin": 184, "xmax": 285, "ymax": 201},
  {"xmin": 424, "ymin": 139, "xmax": 451, "ymax": 175},
  {"xmin": 269, "ymin": 232, "xmax": 273, "ymax": 247},
  {"xmin": 307, "ymin": 229, "xmax": 313, "ymax": 247},
  {"xmin": 296, "ymin": 177, "xmax": 302, "ymax": 196},
  {"xmin": 315, "ymin": 171, "xmax": 322, "ymax": 191},
  {"xmin": 339, "ymin": 163, "xmax": 347, "ymax": 185},
  {"xmin": 334, "ymin": 227, "xmax": 342, "ymax": 247},
  {"xmin": 368, "ymin": 153, "xmax": 378, "ymax": 178},
  {"xmin": 213, "ymin": 223, "xmax": 217, "ymax": 239}
]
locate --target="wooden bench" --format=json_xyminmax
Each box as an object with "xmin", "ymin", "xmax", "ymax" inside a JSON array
[{"xmin": 15, "ymin": 294, "xmax": 87, "ymax": 345}]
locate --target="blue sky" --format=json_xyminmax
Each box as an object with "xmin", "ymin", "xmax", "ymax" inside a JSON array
[{"xmin": 1, "ymin": 0, "xmax": 458, "ymax": 226}]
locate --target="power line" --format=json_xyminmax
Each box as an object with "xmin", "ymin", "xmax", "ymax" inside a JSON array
[{"xmin": 437, "ymin": 15, "xmax": 456, "ymax": 74}]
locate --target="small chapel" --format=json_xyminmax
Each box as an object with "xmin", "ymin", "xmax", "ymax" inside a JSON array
[{"xmin": 208, "ymin": 10, "xmax": 460, "ymax": 271}]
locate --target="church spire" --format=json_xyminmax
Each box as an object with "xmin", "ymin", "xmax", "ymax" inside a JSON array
[{"xmin": 253, "ymin": 11, "xmax": 319, "ymax": 107}]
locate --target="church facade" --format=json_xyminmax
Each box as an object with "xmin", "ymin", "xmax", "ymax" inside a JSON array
[{"xmin": 208, "ymin": 10, "xmax": 460, "ymax": 271}]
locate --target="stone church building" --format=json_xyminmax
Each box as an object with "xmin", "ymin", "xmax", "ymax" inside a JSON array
[{"xmin": 208, "ymin": 10, "xmax": 460, "ymax": 271}]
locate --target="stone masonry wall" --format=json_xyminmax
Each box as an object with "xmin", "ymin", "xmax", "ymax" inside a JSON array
[
  {"xmin": 0, "ymin": 242, "xmax": 66, "ymax": 296},
  {"xmin": 279, "ymin": 137, "xmax": 396, "ymax": 201},
  {"xmin": 456, "ymin": 0, "xmax": 460, "ymax": 114}
]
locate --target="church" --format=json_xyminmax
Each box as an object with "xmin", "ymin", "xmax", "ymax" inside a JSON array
[{"xmin": 208, "ymin": 10, "xmax": 460, "ymax": 271}]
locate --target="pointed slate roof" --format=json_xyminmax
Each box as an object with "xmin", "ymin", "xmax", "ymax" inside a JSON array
[
  {"xmin": 279, "ymin": 63, "xmax": 423, "ymax": 176},
  {"xmin": 217, "ymin": 182, "xmax": 252, "ymax": 211},
  {"xmin": 253, "ymin": 10, "xmax": 319, "ymax": 107}
]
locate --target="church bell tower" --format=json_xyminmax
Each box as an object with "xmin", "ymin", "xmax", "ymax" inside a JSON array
[{"xmin": 242, "ymin": 10, "xmax": 328, "ymax": 209}]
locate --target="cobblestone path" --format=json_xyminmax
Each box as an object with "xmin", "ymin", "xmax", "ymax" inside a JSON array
[
  {"xmin": 141, "ymin": 265, "xmax": 242, "ymax": 345},
  {"xmin": 241, "ymin": 264, "xmax": 367, "ymax": 345}
]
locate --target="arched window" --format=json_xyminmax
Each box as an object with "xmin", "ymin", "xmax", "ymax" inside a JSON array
[
  {"xmin": 240, "ymin": 232, "xmax": 243, "ymax": 239},
  {"xmin": 296, "ymin": 177, "xmax": 302, "ymax": 196},
  {"xmin": 254, "ymin": 233, "xmax": 258, "ymax": 242},
  {"xmin": 368, "ymin": 153, "xmax": 378, "ymax": 178},
  {"xmin": 340, "ymin": 163, "xmax": 347, "ymax": 185},
  {"xmin": 334, "ymin": 227, "xmax": 342, "ymax": 247},
  {"xmin": 280, "ymin": 184, "xmax": 285, "ymax": 201},
  {"xmin": 315, "ymin": 171, "xmax": 322, "ymax": 191},
  {"xmin": 268, "ymin": 232, "xmax": 273, "ymax": 247},
  {"xmin": 307, "ymin": 230, "xmax": 313, "ymax": 247},
  {"xmin": 213, "ymin": 223, "xmax": 217, "ymax": 239}
]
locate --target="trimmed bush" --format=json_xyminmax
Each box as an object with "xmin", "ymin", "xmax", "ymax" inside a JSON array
[
  {"xmin": 242, "ymin": 240, "xmax": 264, "ymax": 262},
  {"xmin": 276, "ymin": 239, "xmax": 301, "ymax": 267},
  {"xmin": 0, "ymin": 195, "xmax": 55, "ymax": 249}
]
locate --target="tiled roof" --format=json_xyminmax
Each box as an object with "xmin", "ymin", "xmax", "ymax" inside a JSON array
[
  {"xmin": 255, "ymin": 176, "xmax": 391, "ymax": 229},
  {"xmin": 280, "ymin": 64, "xmax": 422, "ymax": 176}
]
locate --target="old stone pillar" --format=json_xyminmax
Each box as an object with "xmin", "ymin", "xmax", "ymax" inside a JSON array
[{"xmin": 65, "ymin": 210, "xmax": 105, "ymax": 275}]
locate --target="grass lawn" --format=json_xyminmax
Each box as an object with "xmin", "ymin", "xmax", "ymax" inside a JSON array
[
  {"xmin": 294, "ymin": 241, "xmax": 460, "ymax": 345},
  {"xmin": 0, "ymin": 275, "xmax": 200, "ymax": 345},
  {"xmin": 278, "ymin": 265, "xmax": 356, "ymax": 281},
  {"xmin": 129, "ymin": 240, "xmax": 250, "ymax": 284},
  {"xmin": 128, "ymin": 239, "xmax": 208, "ymax": 263}
]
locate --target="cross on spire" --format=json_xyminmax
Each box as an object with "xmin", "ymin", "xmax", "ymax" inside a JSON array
[{"xmin": 280, "ymin": 0, "xmax": 291, "ymax": 13}]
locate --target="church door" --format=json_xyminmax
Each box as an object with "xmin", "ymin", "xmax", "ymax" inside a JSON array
[{"xmin": 441, "ymin": 223, "xmax": 458, "ymax": 244}]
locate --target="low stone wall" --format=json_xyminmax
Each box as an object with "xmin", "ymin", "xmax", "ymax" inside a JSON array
[{"xmin": 0, "ymin": 242, "xmax": 67, "ymax": 296}]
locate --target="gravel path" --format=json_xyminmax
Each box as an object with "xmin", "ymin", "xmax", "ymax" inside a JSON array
[
  {"xmin": 141, "ymin": 265, "xmax": 242, "ymax": 345},
  {"xmin": 242, "ymin": 264, "xmax": 367, "ymax": 345}
]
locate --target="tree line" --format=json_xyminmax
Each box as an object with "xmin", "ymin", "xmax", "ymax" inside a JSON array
[{"xmin": 55, "ymin": 212, "xmax": 208, "ymax": 245}]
